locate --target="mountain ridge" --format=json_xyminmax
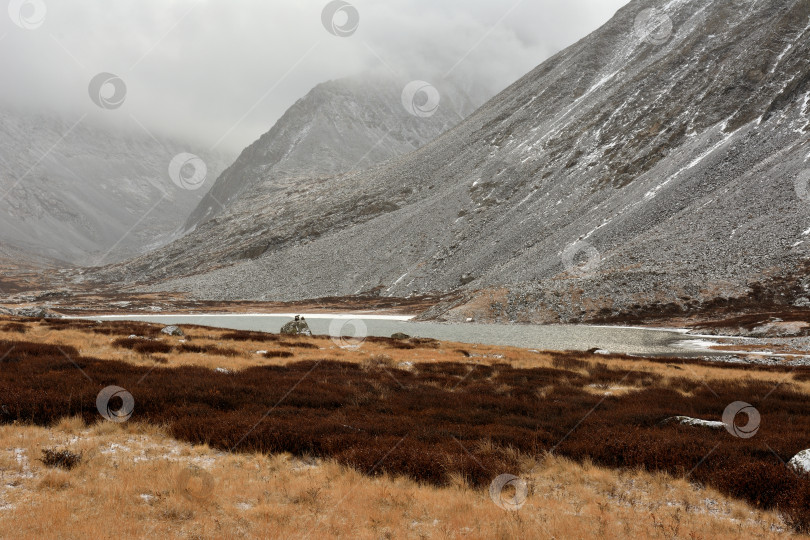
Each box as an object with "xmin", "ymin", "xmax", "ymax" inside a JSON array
[{"xmin": 91, "ymin": 0, "xmax": 810, "ymax": 323}]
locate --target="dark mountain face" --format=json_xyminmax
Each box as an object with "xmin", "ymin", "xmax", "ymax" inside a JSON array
[{"xmin": 96, "ymin": 0, "xmax": 810, "ymax": 322}]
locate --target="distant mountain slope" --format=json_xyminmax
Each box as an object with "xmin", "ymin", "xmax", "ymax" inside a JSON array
[
  {"xmin": 0, "ymin": 108, "xmax": 230, "ymax": 265},
  {"xmin": 98, "ymin": 0, "xmax": 810, "ymax": 322},
  {"xmin": 185, "ymin": 73, "xmax": 480, "ymax": 229}
]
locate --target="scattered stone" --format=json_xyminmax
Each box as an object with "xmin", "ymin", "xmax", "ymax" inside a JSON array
[
  {"xmin": 660, "ymin": 416, "xmax": 725, "ymax": 430},
  {"xmin": 13, "ymin": 307, "xmax": 61, "ymax": 319},
  {"xmin": 215, "ymin": 367, "xmax": 231, "ymax": 374},
  {"xmin": 391, "ymin": 332, "xmax": 410, "ymax": 340},
  {"xmin": 788, "ymin": 449, "xmax": 810, "ymax": 475},
  {"xmin": 280, "ymin": 319, "xmax": 312, "ymax": 336},
  {"xmin": 161, "ymin": 325, "xmax": 184, "ymax": 337}
]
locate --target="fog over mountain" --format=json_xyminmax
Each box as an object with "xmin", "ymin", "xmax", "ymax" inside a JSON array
[
  {"xmin": 0, "ymin": 109, "xmax": 234, "ymax": 264},
  {"xmin": 0, "ymin": 0, "xmax": 629, "ymax": 153}
]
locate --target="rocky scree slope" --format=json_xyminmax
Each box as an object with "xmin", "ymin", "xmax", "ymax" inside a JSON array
[
  {"xmin": 100, "ymin": 0, "xmax": 810, "ymax": 322},
  {"xmin": 92, "ymin": 73, "xmax": 479, "ymax": 281},
  {"xmin": 0, "ymin": 108, "xmax": 230, "ymax": 265}
]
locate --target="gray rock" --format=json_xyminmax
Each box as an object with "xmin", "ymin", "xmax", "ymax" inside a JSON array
[
  {"xmin": 391, "ymin": 332, "xmax": 410, "ymax": 340},
  {"xmin": 280, "ymin": 319, "xmax": 312, "ymax": 336},
  {"xmin": 14, "ymin": 307, "xmax": 60, "ymax": 319},
  {"xmin": 788, "ymin": 449, "xmax": 810, "ymax": 475},
  {"xmin": 160, "ymin": 325, "xmax": 184, "ymax": 337}
]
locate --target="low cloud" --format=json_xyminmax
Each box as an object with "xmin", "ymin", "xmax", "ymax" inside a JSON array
[{"xmin": 0, "ymin": 0, "xmax": 629, "ymax": 153}]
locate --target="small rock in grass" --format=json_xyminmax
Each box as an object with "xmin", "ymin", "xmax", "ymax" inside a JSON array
[
  {"xmin": 788, "ymin": 449, "xmax": 810, "ymax": 475},
  {"xmin": 161, "ymin": 325, "xmax": 184, "ymax": 337},
  {"xmin": 391, "ymin": 332, "xmax": 410, "ymax": 340},
  {"xmin": 660, "ymin": 416, "xmax": 725, "ymax": 430}
]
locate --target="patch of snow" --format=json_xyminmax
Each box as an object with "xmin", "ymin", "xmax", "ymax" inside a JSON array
[{"xmin": 664, "ymin": 416, "xmax": 725, "ymax": 430}]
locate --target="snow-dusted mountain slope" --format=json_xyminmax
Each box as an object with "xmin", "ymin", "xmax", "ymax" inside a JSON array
[
  {"xmin": 0, "ymin": 108, "xmax": 230, "ymax": 265},
  {"xmin": 98, "ymin": 0, "xmax": 810, "ymax": 322},
  {"xmin": 185, "ymin": 73, "xmax": 480, "ymax": 229}
]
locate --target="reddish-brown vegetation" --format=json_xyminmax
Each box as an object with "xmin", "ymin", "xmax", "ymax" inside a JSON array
[
  {"xmin": 2, "ymin": 322, "xmax": 27, "ymax": 334},
  {"xmin": 112, "ymin": 337, "xmax": 173, "ymax": 355},
  {"xmin": 177, "ymin": 343, "xmax": 240, "ymax": 357},
  {"xmin": 263, "ymin": 350, "xmax": 294, "ymax": 359},
  {"xmin": 220, "ymin": 330, "xmax": 280, "ymax": 342},
  {"xmin": 2, "ymin": 337, "xmax": 810, "ymax": 529}
]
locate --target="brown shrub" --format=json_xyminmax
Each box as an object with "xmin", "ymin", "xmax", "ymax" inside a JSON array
[
  {"xmin": 221, "ymin": 331, "xmax": 279, "ymax": 342},
  {"xmin": 112, "ymin": 338, "xmax": 173, "ymax": 355},
  {"xmin": 264, "ymin": 350, "xmax": 294, "ymax": 359},
  {"xmin": 40, "ymin": 448, "xmax": 81, "ymax": 470},
  {"xmin": 178, "ymin": 344, "xmax": 240, "ymax": 357},
  {"xmin": 277, "ymin": 341, "xmax": 318, "ymax": 349},
  {"xmin": 2, "ymin": 323, "xmax": 27, "ymax": 334}
]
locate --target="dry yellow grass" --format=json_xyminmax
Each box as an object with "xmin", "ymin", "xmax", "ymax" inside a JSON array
[{"xmin": 0, "ymin": 418, "xmax": 796, "ymax": 539}]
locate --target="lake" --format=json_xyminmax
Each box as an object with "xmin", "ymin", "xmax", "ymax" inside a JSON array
[{"xmin": 78, "ymin": 313, "xmax": 721, "ymax": 357}]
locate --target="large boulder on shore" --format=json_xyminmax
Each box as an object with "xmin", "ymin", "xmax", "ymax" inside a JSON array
[{"xmin": 280, "ymin": 319, "xmax": 312, "ymax": 336}]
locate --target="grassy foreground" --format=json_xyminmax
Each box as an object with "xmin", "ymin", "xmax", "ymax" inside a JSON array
[
  {"xmin": 0, "ymin": 418, "xmax": 791, "ymax": 539},
  {"xmin": 0, "ymin": 316, "xmax": 809, "ymax": 537}
]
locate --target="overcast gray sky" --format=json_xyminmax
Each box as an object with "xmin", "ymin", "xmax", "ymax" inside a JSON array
[{"xmin": 0, "ymin": 0, "xmax": 630, "ymax": 153}]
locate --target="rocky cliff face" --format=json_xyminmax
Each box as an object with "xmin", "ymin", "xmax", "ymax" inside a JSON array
[
  {"xmin": 0, "ymin": 108, "xmax": 230, "ymax": 265},
  {"xmin": 96, "ymin": 0, "xmax": 810, "ymax": 322}
]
